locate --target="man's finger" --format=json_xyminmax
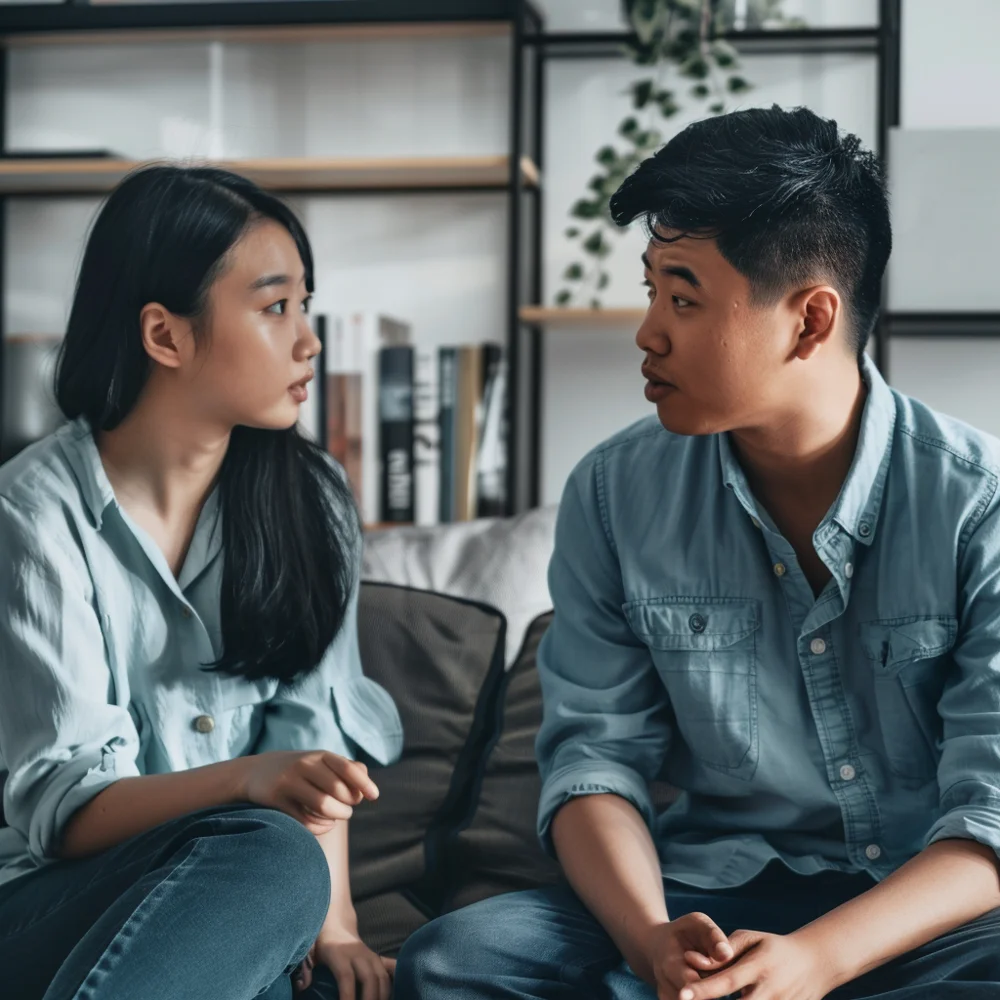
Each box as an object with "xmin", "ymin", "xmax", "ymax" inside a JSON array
[
  {"xmin": 678, "ymin": 955, "xmax": 757, "ymax": 1000},
  {"xmin": 727, "ymin": 928, "xmax": 763, "ymax": 959},
  {"xmin": 683, "ymin": 949, "xmax": 726, "ymax": 971}
]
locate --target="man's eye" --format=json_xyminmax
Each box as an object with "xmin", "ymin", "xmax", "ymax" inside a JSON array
[
  {"xmin": 265, "ymin": 300, "xmax": 287, "ymax": 316},
  {"xmin": 673, "ymin": 296, "xmax": 693, "ymax": 309},
  {"xmin": 643, "ymin": 280, "xmax": 655, "ymax": 300}
]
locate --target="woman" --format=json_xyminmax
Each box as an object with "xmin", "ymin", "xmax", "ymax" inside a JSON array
[{"xmin": 0, "ymin": 166, "xmax": 402, "ymax": 1000}]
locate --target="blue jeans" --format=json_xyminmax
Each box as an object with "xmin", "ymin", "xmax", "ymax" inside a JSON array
[
  {"xmin": 0, "ymin": 803, "xmax": 345, "ymax": 1000},
  {"xmin": 395, "ymin": 863, "xmax": 1000, "ymax": 998}
]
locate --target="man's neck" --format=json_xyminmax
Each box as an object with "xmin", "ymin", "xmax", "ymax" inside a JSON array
[{"xmin": 730, "ymin": 364, "xmax": 868, "ymax": 536}]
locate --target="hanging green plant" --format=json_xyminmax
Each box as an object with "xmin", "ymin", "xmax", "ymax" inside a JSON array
[{"xmin": 556, "ymin": 0, "xmax": 804, "ymax": 309}]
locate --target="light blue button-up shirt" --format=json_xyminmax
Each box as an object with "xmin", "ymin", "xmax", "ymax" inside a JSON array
[
  {"xmin": 0, "ymin": 418, "xmax": 402, "ymax": 888},
  {"xmin": 537, "ymin": 357, "xmax": 1000, "ymax": 888}
]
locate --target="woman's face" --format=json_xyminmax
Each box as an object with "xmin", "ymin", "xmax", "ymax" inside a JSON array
[{"xmin": 181, "ymin": 219, "xmax": 320, "ymax": 432}]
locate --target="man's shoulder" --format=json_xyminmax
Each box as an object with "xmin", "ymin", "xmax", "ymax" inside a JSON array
[
  {"xmin": 892, "ymin": 389, "xmax": 1000, "ymax": 482},
  {"xmin": 569, "ymin": 415, "xmax": 702, "ymax": 483}
]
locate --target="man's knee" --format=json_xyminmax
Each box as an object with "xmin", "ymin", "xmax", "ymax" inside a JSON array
[{"xmin": 395, "ymin": 911, "xmax": 469, "ymax": 996}]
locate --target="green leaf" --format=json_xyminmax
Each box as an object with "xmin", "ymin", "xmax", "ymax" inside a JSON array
[
  {"xmin": 588, "ymin": 175, "xmax": 609, "ymax": 195},
  {"xmin": 690, "ymin": 83, "xmax": 710, "ymax": 98},
  {"xmin": 571, "ymin": 198, "xmax": 602, "ymax": 220},
  {"xmin": 564, "ymin": 262, "xmax": 584, "ymax": 280},
  {"xmin": 710, "ymin": 40, "xmax": 739, "ymax": 68},
  {"xmin": 583, "ymin": 230, "xmax": 605, "ymax": 255},
  {"xmin": 590, "ymin": 298, "xmax": 602, "ymax": 310},
  {"xmin": 597, "ymin": 272, "xmax": 611, "ymax": 290},
  {"xmin": 636, "ymin": 129, "xmax": 662, "ymax": 148},
  {"xmin": 631, "ymin": 79, "xmax": 655, "ymax": 109},
  {"xmin": 709, "ymin": 102, "xmax": 726, "ymax": 114},
  {"xmin": 728, "ymin": 75, "xmax": 751, "ymax": 94},
  {"xmin": 619, "ymin": 117, "xmax": 641, "ymax": 138},
  {"xmin": 555, "ymin": 289, "xmax": 572, "ymax": 306},
  {"xmin": 595, "ymin": 145, "xmax": 618, "ymax": 167},
  {"xmin": 680, "ymin": 55, "xmax": 710, "ymax": 80},
  {"xmin": 657, "ymin": 93, "xmax": 680, "ymax": 117},
  {"xmin": 565, "ymin": 227, "xmax": 580, "ymax": 239}
]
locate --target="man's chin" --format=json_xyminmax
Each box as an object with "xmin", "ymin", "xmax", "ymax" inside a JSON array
[{"xmin": 654, "ymin": 399, "xmax": 720, "ymax": 437}]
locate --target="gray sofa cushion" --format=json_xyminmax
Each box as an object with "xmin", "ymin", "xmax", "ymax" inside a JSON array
[{"xmin": 350, "ymin": 582, "xmax": 507, "ymax": 951}]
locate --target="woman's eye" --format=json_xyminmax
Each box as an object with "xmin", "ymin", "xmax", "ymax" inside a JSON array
[
  {"xmin": 301, "ymin": 298, "xmax": 312, "ymax": 315},
  {"xmin": 265, "ymin": 300, "xmax": 287, "ymax": 316}
]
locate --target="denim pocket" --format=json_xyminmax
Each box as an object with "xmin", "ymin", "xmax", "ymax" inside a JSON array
[
  {"xmin": 859, "ymin": 615, "xmax": 956, "ymax": 780},
  {"xmin": 623, "ymin": 597, "xmax": 760, "ymax": 777}
]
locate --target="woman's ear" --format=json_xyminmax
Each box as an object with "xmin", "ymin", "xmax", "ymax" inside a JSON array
[
  {"xmin": 792, "ymin": 285, "xmax": 841, "ymax": 361},
  {"xmin": 139, "ymin": 302, "xmax": 194, "ymax": 369}
]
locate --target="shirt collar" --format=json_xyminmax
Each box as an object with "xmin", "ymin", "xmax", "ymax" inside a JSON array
[
  {"xmin": 719, "ymin": 355, "xmax": 896, "ymax": 547},
  {"xmin": 56, "ymin": 415, "xmax": 223, "ymax": 584}
]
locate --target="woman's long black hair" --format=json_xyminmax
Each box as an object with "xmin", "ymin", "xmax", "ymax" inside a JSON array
[{"xmin": 55, "ymin": 165, "xmax": 359, "ymax": 685}]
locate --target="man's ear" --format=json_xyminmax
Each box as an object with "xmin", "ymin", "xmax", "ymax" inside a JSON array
[
  {"xmin": 139, "ymin": 302, "xmax": 193, "ymax": 370},
  {"xmin": 790, "ymin": 285, "xmax": 841, "ymax": 361}
]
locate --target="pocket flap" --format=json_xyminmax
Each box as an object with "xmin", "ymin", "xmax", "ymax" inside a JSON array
[
  {"xmin": 622, "ymin": 598, "xmax": 760, "ymax": 651},
  {"xmin": 859, "ymin": 616, "xmax": 957, "ymax": 670}
]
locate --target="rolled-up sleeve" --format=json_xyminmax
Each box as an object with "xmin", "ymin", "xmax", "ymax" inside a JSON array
[
  {"xmin": 252, "ymin": 518, "xmax": 402, "ymax": 767},
  {"xmin": 926, "ymin": 488, "xmax": 1000, "ymax": 856},
  {"xmin": 0, "ymin": 497, "xmax": 140, "ymax": 864},
  {"xmin": 535, "ymin": 452, "xmax": 672, "ymax": 854}
]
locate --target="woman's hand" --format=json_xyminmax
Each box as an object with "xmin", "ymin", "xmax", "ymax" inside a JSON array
[
  {"xmin": 675, "ymin": 928, "xmax": 835, "ymax": 1000},
  {"xmin": 293, "ymin": 929, "xmax": 395, "ymax": 999},
  {"xmin": 235, "ymin": 750, "xmax": 380, "ymax": 835}
]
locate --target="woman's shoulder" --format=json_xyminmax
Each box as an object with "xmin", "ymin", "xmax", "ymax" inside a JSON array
[{"xmin": 0, "ymin": 421, "xmax": 90, "ymax": 541}]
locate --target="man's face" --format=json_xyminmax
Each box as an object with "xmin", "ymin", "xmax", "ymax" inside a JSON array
[{"xmin": 637, "ymin": 233, "xmax": 799, "ymax": 437}]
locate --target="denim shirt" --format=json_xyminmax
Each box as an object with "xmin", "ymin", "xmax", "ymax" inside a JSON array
[
  {"xmin": 536, "ymin": 357, "xmax": 1000, "ymax": 889},
  {"xmin": 0, "ymin": 418, "xmax": 402, "ymax": 888}
]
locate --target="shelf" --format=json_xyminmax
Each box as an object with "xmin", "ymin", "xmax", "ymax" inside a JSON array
[
  {"xmin": 0, "ymin": 155, "xmax": 541, "ymax": 196},
  {"xmin": 519, "ymin": 306, "xmax": 646, "ymax": 328},
  {"xmin": 534, "ymin": 27, "xmax": 881, "ymax": 60},
  {"xmin": 0, "ymin": 1, "xmax": 519, "ymax": 43},
  {"xmin": 885, "ymin": 312, "xmax": 1000, "ymax": 338}
]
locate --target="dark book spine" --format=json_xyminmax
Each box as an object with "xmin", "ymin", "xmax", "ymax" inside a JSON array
[
  {"xmin": 379, "ymin": 345, "xmax": 415, "ymax": 523},
  {"xmin": 438, "ymin": 347, "xmax": 457, "ymax": 523}
]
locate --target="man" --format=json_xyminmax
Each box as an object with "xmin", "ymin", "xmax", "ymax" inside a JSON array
[{"xmin": 396, "ymin": 106, "xmax": 1000, "ymax": 998}]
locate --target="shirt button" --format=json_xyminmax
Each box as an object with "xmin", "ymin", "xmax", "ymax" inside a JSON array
[
  {"xmin": 181, "ymin": 605, "xmax": 193, "ymax": 619},
  {"xmin": 858, "ymin": 522, "xmax": 872, "ymax": 538},
  {"xmin": 689, "ymin": 613, "xmax": 707, "ymax": 634},
  {"xmin": 773, "ymin": 562, "xmax": 786, "ymax": 577},
  {"xmin": 839, "ymin": 763, "xmax": 857, "ymax": 781},
  {"xmin": 193, "ymin": 714, "xmax": 215, "ymax": 734},
  {"xmin": 865, "ymin": 844, "xmax": 882, "ymax": 861},
  {"xmin": 810, "ymin": 637, "xmax": 827, "ymax": 655},
  {"xmin": 844, "ymin": 562, "xmax": 854, "ymax": 579}
]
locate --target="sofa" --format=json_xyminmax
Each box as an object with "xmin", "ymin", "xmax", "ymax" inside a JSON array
[{"xmin": 349, "ymin": 507, "xmax": 676, "ymax": 956}]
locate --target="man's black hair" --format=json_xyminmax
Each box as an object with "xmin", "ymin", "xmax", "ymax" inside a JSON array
[{"xmin": 609, "ymin": 105, "xmax": 891, "ymax": 359}]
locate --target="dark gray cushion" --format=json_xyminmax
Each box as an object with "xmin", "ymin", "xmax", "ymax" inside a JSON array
[
  {"xmin": 353, "ymin": 892, "xmax": 429, "ymax": 958},
  {"xmin": 444, "ymin": 612, "xmax": 680, "ymax": 913},
  {"xmin": 349, "ymin": 583, "xmax": 507, "ymax": 916}
]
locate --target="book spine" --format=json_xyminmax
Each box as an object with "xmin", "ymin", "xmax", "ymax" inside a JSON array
[
  {"xmin": 476, "ymin": 343, "xmax": 508, "ymax": 518},
  {"xmin": 379, "ymin": 345, "xmax": 415, "ymax": 523},
  {"xmin": 454, "ymin": 345, "xmax": 484, "ymax": 521},
  {"xmin": 413, "ymin": 348, "xmax": 440, "ymax": 526},
  {"xmin": 438, "ymin": 347, "xmax": 457, "ymax": 523}
]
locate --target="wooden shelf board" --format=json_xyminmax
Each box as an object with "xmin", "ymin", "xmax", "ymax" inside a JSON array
[
  {"xmin": 0, "ymin": 155, "xmax": 540, "ymax": 195},
  {"xmin": 519, "ymin": 306, "xmax": 647, "ymax": 328},
  {"xmin": 5, "ymin": 21, "xmax": 511, "ymax": 49}
]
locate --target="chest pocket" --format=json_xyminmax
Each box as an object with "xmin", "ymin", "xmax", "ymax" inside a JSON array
[
  {"xmin": 623, "ymin": 597, "xmax": 760, "ymax": 778},
  {"xmin": 216, "ymin": 678, "xmax": 279, "ymax": 759},
  {"xmin": 859, "ymin": 615, "xmax": 956, "ymax": 781}
]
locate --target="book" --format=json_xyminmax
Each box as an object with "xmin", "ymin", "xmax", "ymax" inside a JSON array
[
  {"xmin": 297, "ymin": 313, "xmax": 324, "ymax": 443},
  {"xmin": 323, "ymin": 315, "xmax": 363, "ymax": 511},
  {"xmin": 438, "ymin": 347, "xmax": 458, "ymax": 523},
  {"xmin": 454, "ymin": 345, "xmax": 485, "ymax": 522},
  {"xmin": 379, "ymin": 345, "xmax": 415, "ymax": 523},
  {"xmin": 413, "ymin": 348, "xmax": 440, "ymax": 526},
  {"xmin": 476, "ymin": 346, "xmax": 508, "ymax": 518}
]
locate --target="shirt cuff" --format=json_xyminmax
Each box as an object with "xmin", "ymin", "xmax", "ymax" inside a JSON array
[
  {"xmin": 537, "ymin": 759, "xmax": 656, "ymax": 857},
  {"xmin": 27, "ymin": 739, "xmax": 140, "ymax": 864},
  {"xmin": 925, "ymin": 785, "xmax": 1000, "ymax": 860}
]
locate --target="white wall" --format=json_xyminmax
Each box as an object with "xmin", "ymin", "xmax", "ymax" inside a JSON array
[{"xmin": 4, "ymin": 0, "xmax": 998, "ymax": 509}]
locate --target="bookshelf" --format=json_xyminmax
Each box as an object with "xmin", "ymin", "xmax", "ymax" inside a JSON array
[
  {"xmin": 519, "ymin": 306, "xmax": 646, "ymax": 329},
  {"xmin": 0, "ymin": 0, "xmax": 546, "ymax": 516},
  {"xmin": 0, "ymin": 155, "xmax": 541, "ymax": 196}
]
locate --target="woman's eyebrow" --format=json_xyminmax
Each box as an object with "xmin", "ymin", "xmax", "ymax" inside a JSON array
[{"xmin": 249, "ymin": 273, "xmax": 291, "ymax": 291}]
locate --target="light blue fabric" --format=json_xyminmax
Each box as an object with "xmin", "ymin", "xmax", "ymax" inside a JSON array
[
  {"xmin": 536, "ymin": 356, "xmax": 1000, "ymax": 888},
  {"xmin": 0, "ymin": 418, "xmax": 402, "ymax": 888}
]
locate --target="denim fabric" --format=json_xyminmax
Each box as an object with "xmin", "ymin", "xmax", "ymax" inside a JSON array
[
  {"xmin": 0, "ymin": 418, "xmax": 402, "ymax": 888},
  {"xmin": 395, "ymin": 865, "xmax": 1000, "ymax": 999},
  {"xmin": 536, "ymin": 356, "xmax": 1000, "ymax": 889},
  {"xmin": 0, "ymin": 804, "xmax": 336, "ymax": 1000}
]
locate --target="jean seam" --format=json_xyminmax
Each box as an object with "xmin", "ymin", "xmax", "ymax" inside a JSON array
[{"xmin": 67, "ymin": 837, "xmax": 206, "ymax": 1000}]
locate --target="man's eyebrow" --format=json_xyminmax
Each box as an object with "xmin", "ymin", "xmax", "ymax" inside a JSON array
[{"xmin": 641, "ymin": 253, "xmax": 701, "ymax": 289}]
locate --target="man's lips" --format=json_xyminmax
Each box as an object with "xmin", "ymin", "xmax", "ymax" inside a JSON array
[{"xmin": 641, "ymin": 366, "xmax": 674, "ymax": 388}]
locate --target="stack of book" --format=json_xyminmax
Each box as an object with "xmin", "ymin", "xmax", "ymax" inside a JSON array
[{"xmin": 306, "ymin": 313, "xmax": 507, "ymax": 526}]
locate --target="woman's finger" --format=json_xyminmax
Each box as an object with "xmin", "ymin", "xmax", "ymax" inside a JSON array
[
  {"xmin": 295, "ymin": 776, "xmax": 359, "ymax": 818},
  {"xmin": 381, "ymin": 957, "xmax": 396, "ymax": 978},
  {"xmin": 334, "ymin": 964, "xmax": 357, "ymax": 1000},
  {"xmin": 322, "ymin": 753, "xmax": 380, "ymax": 800}
]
